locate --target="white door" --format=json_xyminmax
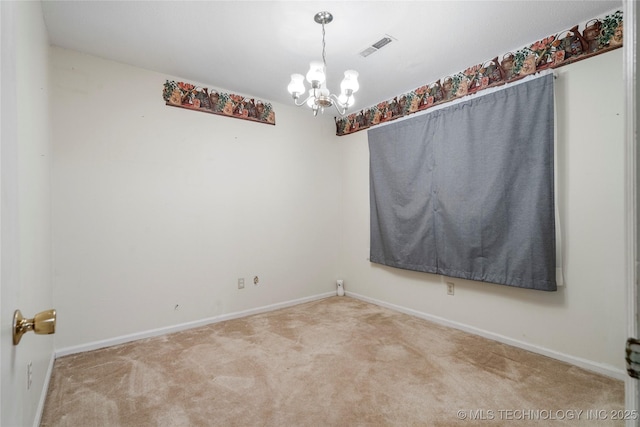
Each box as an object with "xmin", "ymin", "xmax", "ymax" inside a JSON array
[
  {"xmin": 0, "ymin": 2, "xmax": 23, "ymax": 425},
  {"xmin": 1, "ymin": 2, "xmax": 54, "ymax": 426}
]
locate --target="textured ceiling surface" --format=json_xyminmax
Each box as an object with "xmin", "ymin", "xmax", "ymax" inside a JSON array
[{"xmin": 41, "ymin": 1, "xmax": 622, "ymax": 117}]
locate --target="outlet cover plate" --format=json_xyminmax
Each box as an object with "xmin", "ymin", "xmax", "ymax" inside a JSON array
[{"xmin": 446, "ymin": 282, "xmax": 455, "ymax": 296}]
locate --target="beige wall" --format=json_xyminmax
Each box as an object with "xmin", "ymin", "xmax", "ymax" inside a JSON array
[
  {"xmin": 338, "ymin": 49, "xmax": 626, "ymax": 376},
  {"xmin": 50, "ymin": 47, "xmax": 343, "ymax": 350}
]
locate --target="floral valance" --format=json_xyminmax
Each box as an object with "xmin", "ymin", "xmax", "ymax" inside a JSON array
[
  {"xmin": 163, "ymin": 81, "xmax": 275, "ymax": 125},
  {"xmin": 335, "ymin": 10, "xmax": 623, "ymax": 136}
]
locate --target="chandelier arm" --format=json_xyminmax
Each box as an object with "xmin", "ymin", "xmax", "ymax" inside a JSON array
[
  {"xmin": 329, "ymin": 93, "xmax": 349, "ymax": 116},
  {"xmin": 292, "ymin": 91, "xmax": 316, "ymax": 107}
]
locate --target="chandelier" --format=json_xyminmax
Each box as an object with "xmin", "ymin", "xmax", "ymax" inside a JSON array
[{"xmin": 287, "ymin": 11, "xmax": 359, "ymax": 116}]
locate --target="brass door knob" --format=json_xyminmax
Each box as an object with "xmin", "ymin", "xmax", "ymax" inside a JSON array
[{"xmin": 13, "ymin": 309, "xmax": 56, "ymax": 345}]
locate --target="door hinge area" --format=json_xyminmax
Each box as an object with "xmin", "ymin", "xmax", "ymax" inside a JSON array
[{"xmin": 626, "ymin": 338, "xmax": 640, "ymax": 379}]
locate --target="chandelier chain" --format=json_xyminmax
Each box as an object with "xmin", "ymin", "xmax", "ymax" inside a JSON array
[{"xmin": 321, "ymin": 22, "xmax": 327, "ymax": 68}]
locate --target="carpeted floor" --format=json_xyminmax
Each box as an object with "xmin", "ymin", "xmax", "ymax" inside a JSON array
[{"xmin": 41, "ymin": 297, "xmax": 624, "ymax": 426}]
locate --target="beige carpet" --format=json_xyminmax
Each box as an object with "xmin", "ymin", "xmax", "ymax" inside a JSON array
[{"xmin": 41, "ymin": 297, "xmax": 624, "ymax": 426}]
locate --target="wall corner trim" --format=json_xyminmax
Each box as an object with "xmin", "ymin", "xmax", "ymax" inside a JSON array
[{"xmin": 33, "ymin": 352, "xmax": 56, "ymax": 427}]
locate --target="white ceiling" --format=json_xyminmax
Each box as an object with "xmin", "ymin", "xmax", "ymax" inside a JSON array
[{"xmin": 41, "ymin": 0, "xmax": 621, "ymax": 119}]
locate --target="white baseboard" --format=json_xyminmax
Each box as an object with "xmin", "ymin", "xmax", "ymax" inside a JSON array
[
  {"xmin": 54, "ymin": 289, "xmax": 625, "ymax": 381},
  {"xmin": 347, "ymin": 291, "xmax": 626, "ymax": 381},
  {"xmin": 33, "ymin": 351, "xmax": 55, "ymax": 427},
  {"xmin": 55, "ymin": 291, "xmax": 335, "ymax": 358}
]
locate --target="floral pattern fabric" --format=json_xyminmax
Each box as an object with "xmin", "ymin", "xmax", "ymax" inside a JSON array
[
  {"xmin": 162, "ymin": 81, "xmax": 275, "ymax": 125},
  {"xmin": 335, "ymin": 10, "xmax": 623, "ymax": 136}
]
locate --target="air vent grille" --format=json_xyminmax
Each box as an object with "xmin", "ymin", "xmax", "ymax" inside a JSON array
[
  {"xmin": 372, "ymin": 37, "xmax": 392, "ymax": 49},
  {"xmin": 359, "ymin": 34, "xmax": 396, "ymax": 58},
  {"xmin": 359, "ymin": 47, "xmax": 378, "ymax": 58}
]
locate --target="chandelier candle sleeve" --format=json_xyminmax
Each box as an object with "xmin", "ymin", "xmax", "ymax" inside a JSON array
[{"xmin": 287, "ymin": 11, "xmax": 359, "ymax": 117}]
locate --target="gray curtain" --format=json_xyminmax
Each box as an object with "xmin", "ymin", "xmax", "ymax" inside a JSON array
[{"xmin": 369, "ymin": 74, "xmax": 556, "ymax": 291}]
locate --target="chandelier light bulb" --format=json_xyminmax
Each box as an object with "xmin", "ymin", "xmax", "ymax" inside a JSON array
[
  {"xmin": 306, "ymin": 61, "xmax": 326, "ymax": 86},
  {"xmin": 340, "ymin": 70, "xmax": 360, "ymax": 94},
  {"xmin": 287, "ymin": 74, "xmax": 305, "ymax": 97},
  {"xmin": 338, "ymin": 93, "xmax": 354, "ymax": 107}
]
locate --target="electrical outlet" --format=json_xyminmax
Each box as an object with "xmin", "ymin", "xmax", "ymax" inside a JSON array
[
  {"xmin": 238, "ymin": 278, "xmax": 245, "ymax": 289},
  {"xmin": 446, "ymin": 282, "xmax": 455, "ymax": 296},
  {"xmin": 27, "ymin": 361, "xmax": 32, "ymax": 390},
  {"xmin": 253, "ymin": 276, "xmax": 259, "ymax": 286}
]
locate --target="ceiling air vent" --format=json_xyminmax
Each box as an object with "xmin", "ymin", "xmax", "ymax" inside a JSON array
[
  {"xmin": 359, "ymin": 35, "xmax": 395, "ymax": 58},
  {"xmin": 372, "ymin": 37, "xmax": 393, "ymax": 49},
  {"xmin": 359, "ymin": 46, "xmax": 378, "ymax": 58}
]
